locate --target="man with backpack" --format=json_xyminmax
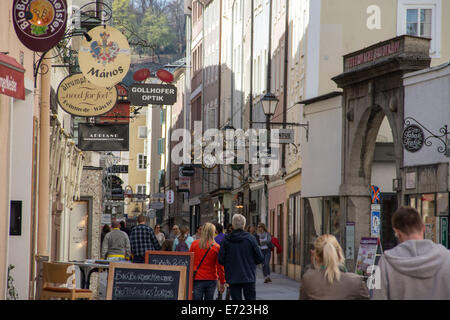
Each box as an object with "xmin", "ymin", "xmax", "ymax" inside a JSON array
[{"xmin": 173, "ymin": 225, "xmax": 194, "ymax": 251}]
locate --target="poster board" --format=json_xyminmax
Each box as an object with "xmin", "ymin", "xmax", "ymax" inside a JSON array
[
  {"xmin": 106, "ymin": 263, "xmax": 186, "ymax": 300},
  {"xmin": 355, "ymin": 238, "xmax": 379, "ymax": 276},
  {"xmin": 145, "ymin": 251, "xmax": 194, "ymax": 300}
]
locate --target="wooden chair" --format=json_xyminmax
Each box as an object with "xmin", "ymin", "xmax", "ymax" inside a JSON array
[{"xmin": 41, "ymin": 262, "xmax": 93, "ymax": 300}]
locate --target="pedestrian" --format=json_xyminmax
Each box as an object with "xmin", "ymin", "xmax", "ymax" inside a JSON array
[
  {"xmin": 218, "ymin": 214, "xmax": 264, "ymax": 300},
  {"xmin": 214, "ymin": 223, "xmax": 225, "ymax": 245},
  {"xmin": 154, "ymin": 224, "xmax": 165, "ymax": 246},
  {"xmin": 300, "ymin": 234, "xmax": 369, "ymax": 300},
  {"xmin": 372, "ymin": 206, "xmax": 450, "ymax": 300},
  {"xmin": 192, "ymin": 225, "xmax": 203, "ymax": 240},
  {"xmin": 257, "ymin": 223, "xmax": 273, "ymax": 283},
  {"xmin": 129, "ymin": 214, "xmax": 161, "ymax": 263},
  {"xmin": 101, "ymin": 220, "xmax": 131, "ymax": 261},
  {"xmin": 119, "ymin": 220, "xmax": 130, "ymax": 237},
  {"xmin": 170, "ymin": 225, "xmax": 181, "ymax": 240},
  {"xmin": 173, "ymin": 225, "xmax": 194, "ymax": 251},
  {"xmin": 190, "ymin": 222, "xmax": 226, "ymax": 300},
  {"xmin": 226, "ymin": 224, "xmax": 233, "ymax": 234},
  {"xmin": 161, "ymin": 239, "xmax": 173, "ymax": 251},
  {"xmin": 246, "ymin": 225, "xmax": 260, "ymax": 246},
  {"xmin": 100, "ymin": 224, "xmax": 111, "ymax": 247}
]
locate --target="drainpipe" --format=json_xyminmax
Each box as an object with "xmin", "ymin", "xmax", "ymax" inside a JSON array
[
  {"xmin": 37, "ymin": 53, "xmax": 51, "ymax": 258},
  {"xmin": 282, "ymin": 0, "xmax": 289, "ymax": 170}
]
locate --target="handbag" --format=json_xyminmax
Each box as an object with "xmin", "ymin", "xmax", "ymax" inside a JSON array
[{"xmin": 193, "ymin": 243, "xmax": 213, "ymax": 278}]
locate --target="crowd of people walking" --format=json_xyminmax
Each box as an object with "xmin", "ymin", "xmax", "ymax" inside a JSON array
[{"xmin": 100, "ymin": 205, "xmax": 450, "ymax": 300}]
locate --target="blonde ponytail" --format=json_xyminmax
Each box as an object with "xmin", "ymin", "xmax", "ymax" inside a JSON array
[
  {"xmin": 322, "ymin": 242, "xmax": 341, "ymax": 283},
  {"xmin": 313, "ymin": 235, "xmax": 345, "ymax": 284}
]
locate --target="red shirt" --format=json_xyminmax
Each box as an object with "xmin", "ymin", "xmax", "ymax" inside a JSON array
[{"xmin": 190, "ymin": 240, "xmax": 226, "ymax": 284}]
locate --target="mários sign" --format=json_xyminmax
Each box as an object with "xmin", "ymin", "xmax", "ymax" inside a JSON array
[
  {"xmin": 79, "ymin": 26, "xmax": 131, "ymax": 87},
  {"xmin": 129, "ymin": 83, "xmax": 177, "ymax": 106},
  {"xmin": 57, "ymin": 73, "xmax": 118, "ymax": 117},
  {"xmin": 78, "ymin": 123, "xmax": 129, "ymax": 151},
  {"xmin": 13, "ymin": 0, "xmax": 68, "ymax": 52}
]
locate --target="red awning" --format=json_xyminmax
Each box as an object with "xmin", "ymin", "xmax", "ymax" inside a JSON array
[{"xmin": 0, "ymin": 53, "xmax": 25, "ymax": 100}]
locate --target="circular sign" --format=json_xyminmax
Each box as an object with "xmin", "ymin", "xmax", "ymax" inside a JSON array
[
  {"xmin": 156, "ymin": 69, "xmax": 174, "ymax": 83},
  {"xmin": 78, "ymin": 26, "xmax": 131, "ymax": 87},
  {"xmin": 402, "ymin": 124, "xmax": 425, "ymax": 153},
  {"xmin": 57, "ymin": 73, "xmax": 118, "ymax": 117},
  {"xmin": 13, "ymin": 0, "xmax": 68, "ymax": 52},
  {"xmin": 133, "ymin": 68, "xmax": 150, "ymax": 82}
]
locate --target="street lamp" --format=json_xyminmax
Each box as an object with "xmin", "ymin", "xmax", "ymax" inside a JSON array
[{"xmin": 260, "ymin": 92, "xmax": 279, "ymax": 117}]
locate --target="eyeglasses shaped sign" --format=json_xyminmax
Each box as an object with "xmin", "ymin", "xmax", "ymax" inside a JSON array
[
  {"xmin": 78, "ymin": 26, "xmax": 131, "ymax": 88},
  {"xmin": 13, "ymin": 0, "xmax": 68, "ymax": 52}
]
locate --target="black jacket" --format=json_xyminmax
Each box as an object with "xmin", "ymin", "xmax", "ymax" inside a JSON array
[{"xmin": 218, "ymin": 229, "xmax": 264, "ymax": 284}]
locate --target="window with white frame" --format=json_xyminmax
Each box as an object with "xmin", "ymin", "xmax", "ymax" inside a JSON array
[
  {"xmin": 136, "ymin": 184, "xmax": 146, "ymax": 195},
  {"xmin": 397, "ymin": 0, "xmax": 442, "ymax": 57},
  {"xmin": 138, "ymin": 126, "xmax": 147, "ymax": 139},
  {"xmin": 137, "ymin": 153, "xmax": 147, "ymax": 170}
]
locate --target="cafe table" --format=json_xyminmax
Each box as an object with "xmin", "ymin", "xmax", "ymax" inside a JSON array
[{"xmin": 68, "ymin": 260, "xmax": 111, "ymax": 289}]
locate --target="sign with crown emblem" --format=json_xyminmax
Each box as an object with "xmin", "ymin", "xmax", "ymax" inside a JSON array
[
  {"xmin": 78, "ymin": 26, "xmax": 131, "ymax": 87},
  {"xmin": 12, "ymin": 0, "xmax": 68, "ymax": 52}
]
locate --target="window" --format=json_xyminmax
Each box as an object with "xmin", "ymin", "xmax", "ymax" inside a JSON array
[
  {"xmin": 138, "ymin": 126, "xmax": 147, "ymax": 139},
  {"xmin": 136, "ymin": 184, "xmax": 146, "ymax": 195},
  {"xmin": 288, "ymin": 193, "xmax": 301, "ymax": 265},
  {"xmin": 137, "ymin": 154, "xmax": 147, "ymax": 170},
  {"xmin": 158, "ymin": 138, "xmax": 165, "ymax": 155},
  {"xmin": 397, "ymin": 0, "xmax": 442, "ymax": 57}
]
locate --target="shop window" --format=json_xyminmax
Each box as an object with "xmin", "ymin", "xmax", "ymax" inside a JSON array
[{"xmin": 303, "ymin": 198, "xmax": 322, "ymax": 267}]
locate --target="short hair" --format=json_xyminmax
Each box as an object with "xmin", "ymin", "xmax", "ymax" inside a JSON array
[
  {"xmin": 112, "ymin": 220, "xmax": 120, "ymax": 228},
  {"xmin": 137, "ymin": 214, "xmax": 146, "ymax": 223},
  {"xmin": 232, "ymin": 214, "xmax": 246, "ymax": 230},
  {"xmin": 392, "ymin": 206, "xmax": 423, "ymax": 235},
  {"xmin": 215, "ymin": 223, "xmax": 223, "ymax": 233}
]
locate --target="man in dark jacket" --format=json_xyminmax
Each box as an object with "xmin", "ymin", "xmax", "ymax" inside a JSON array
[{"xmin": 218, "ymin": 214, "xmax": 264, "ymax": 300}]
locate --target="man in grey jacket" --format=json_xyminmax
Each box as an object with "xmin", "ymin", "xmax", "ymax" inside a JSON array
[
  {"xmin": 101, "ymin": 220, "xmax": 131, "ymax": 261},
  {"xmin": 372, "ymin": 206, "xmax": 450, "ymax": 300}
]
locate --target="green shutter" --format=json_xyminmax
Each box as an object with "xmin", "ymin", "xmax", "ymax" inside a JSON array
[
  {"xmin": 158, "ymin": 138, "xmax": 165, "ymax": 155},
  {"xmin": 160, "ymin": 109, "xmax": 165, "ymax": 124}
]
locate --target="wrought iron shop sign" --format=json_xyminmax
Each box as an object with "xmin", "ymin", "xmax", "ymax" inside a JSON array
[
  {"xmin": 78, "ymin": 26, "xmax": 131, "ymax": 87},
  {"xmin": 402, "ymin": 124, "xmax": 424, "ymax": 153},
  {"xmin": 13, "ymin": 0, "xmax": 68, "ymax": 52},
  {"xmin": 78, "ymin": 123, "xmax": 129, "ymax": 151},
  {"xmin": 129, "ymin": 83, "xmax": 177, "ymax": 106},
  {"xmin": 57, "ymin": 73, "xmax": 118, "ymax": 117}
]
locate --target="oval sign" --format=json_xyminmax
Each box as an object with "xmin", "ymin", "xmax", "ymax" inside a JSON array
[
  {"xmin": 156, "ymin": 69, "xmax": 174, "ymax": 83},
  {"xmin": 402, "ymin": 124, "xmax": 425, "ymax": 153},
  {"xmin": 13, "ymin": 0, "xmax": 68, "ymax": 52},
  {"xmin": 57, "ymin": 73, "xmax": 118, "ymax": 117},
  {"xmin": 78, "ymin": 26, "xmax": 131, "ymax": 87},
  {"xmin": 133, "ymin": 68, "xmax": 150, "ymax": 82}
]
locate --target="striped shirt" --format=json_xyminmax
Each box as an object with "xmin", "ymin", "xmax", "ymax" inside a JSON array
[{"xmin": 129, "ymin": 224, "xmax": 162, "ymax": 257}]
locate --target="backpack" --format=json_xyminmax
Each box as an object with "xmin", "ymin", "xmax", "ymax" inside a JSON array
[{"xmin": 175, "ymin": 238, "xmax": 189, "ymax": 252}]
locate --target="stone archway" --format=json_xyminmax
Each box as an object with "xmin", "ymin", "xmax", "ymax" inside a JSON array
[{"xmin": 332, "ymin": 35, "xmax": 431, "ymax": 267}]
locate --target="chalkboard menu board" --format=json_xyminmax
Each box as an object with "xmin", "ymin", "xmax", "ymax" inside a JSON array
[
  {"xmin": 145, "ymin": 251, "xmax": 194, "ymax": 300},
  {"xmin": 106, "ymin": 263, "xmax": 186, "ymax": 300}
]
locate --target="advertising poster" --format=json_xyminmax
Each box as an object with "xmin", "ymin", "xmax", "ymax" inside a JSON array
[
  {"xmin": 355, "ymin": 238, "xmax": 378, "ymax": 276},
  {"xmin": 345, "ymin": 222, "xmax": 355, "ymax": 260}
]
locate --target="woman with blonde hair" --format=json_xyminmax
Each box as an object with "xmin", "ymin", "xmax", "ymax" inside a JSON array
[
  {"xmin": 189, "ymin": 222, "xmax": 226, "ymax": 300},
  {"xmin": 300, "ymin": 234, "xmax": 369, "ymax": 300}
]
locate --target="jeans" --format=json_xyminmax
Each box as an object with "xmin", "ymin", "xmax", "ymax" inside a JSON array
[
  {"xmin": 229, "ymin": 282, "xmax": 256, "ymax": 300},
  {"xmin": 262, "ymin": 249, "xmax": 271, "ymax": 278},
  {"xmin": 193, "ymin": 280, "xmax": 217, "ymax": 300}
]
